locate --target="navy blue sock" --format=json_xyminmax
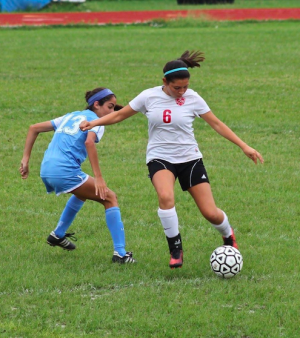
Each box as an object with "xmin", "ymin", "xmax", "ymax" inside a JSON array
[
  {"xmin": 54, "ymin": 195, "xmax": 84, "ymax": 238},
  {"xmin": 105, "ymin": 207, "xmax": 126, "ymax": 257}
]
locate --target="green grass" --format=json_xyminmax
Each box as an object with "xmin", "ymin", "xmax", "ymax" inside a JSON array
[
  {"xmin": 38, "ymin": 0, "xmax": 300, "ymax": 13},
  {"xmin": 0, "ymin": 20, "xmax": 300, "ymax": 337}
]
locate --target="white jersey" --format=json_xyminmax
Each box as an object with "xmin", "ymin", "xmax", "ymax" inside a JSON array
[{"xmin": 129, "ymin": 86, "xmax": 210, "ymax": 164}]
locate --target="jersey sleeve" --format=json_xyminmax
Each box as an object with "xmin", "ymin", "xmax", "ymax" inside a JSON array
[
  {"xmin": 51, "ymin": 115, "xmax": 66, "ymax": 130},
  {"xmin": 89, "ymin": 126, "xmax": 105, "ymax": 143},
  {"xmin": 129, "ymin": 90, "xmax": 147, "ymax": 114},
  {"xmin": 193, "ymin": 93, "xmax": 211, "ymax": 117}
]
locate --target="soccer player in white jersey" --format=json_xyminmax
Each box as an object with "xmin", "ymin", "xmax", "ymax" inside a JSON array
[
  {"xmin": 80, "ymin": 51, "xmax": 264, "ymax": 269},
  {"xmin": 20, "ymin": 87, "xmax": 135, "ymax": 264}
]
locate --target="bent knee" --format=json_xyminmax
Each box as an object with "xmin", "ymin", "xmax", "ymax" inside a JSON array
[
  {"xmin": 202, "ymin": 210, "xmax": 221, "ymax": 224},
  {"xmin": 158, "ymin": 191, "xmax": 174, "ymax": 209},
  {"xmin": 97, "ymin": 189, "xmax": 118, "ymax": 209},
  {"xmin": 105, "ymin": 190, "xmax": 118, "ymax": 205}
]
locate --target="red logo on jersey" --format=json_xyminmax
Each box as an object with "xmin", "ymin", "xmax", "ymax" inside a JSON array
[{"xmin": 176, "ymin": 97, "xmax": 185, "ymax": 106}]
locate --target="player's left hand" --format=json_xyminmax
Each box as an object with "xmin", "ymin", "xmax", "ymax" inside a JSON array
[{"xmin": 242, "ymin": 146, "xmax": 264, "ymax": 164}]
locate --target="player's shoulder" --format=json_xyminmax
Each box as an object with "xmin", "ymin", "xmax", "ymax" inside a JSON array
[
  {"xmin": 185, "ymin": 88, "xmax": 201, "ymax": 97},
  {"xmin": 75, "ymin": 109, "xmax": 98, "ymax": 120},
  {"xmin": 74, "ymin": 109, "xmax": 93, "ymax": 116},
  {"xmin": 140, "ymin": 86, "xmax": 163, "ymax": 96},
  {"xmin": 185, "ymin": 88, "xmax": 206, "ymax": 102}
]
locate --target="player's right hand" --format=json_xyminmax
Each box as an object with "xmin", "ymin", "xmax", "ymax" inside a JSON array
[
  {"xmin": 94, "ymin": 176, "xmax": 108, "ymax": 200},
  {"xmin": 80, "ymin": 121, "xmax": 92, "ymax": 131},
  {"xmin": 19, "ymin": 161, "xmax": 29, "ymax": 179}
]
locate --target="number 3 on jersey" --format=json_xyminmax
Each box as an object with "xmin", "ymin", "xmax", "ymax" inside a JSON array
[{"xmin": 163, "ymin": 110, "xmax": 172, "ymax": 124}]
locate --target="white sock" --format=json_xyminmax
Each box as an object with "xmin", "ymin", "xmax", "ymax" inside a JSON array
[
  {"xmin": 157, "ymin": 207, "xmax": 179, "ymax": 238},
  {"xmin": 211, "ymin": 211, "xmax": 232, "ymax": 238}
]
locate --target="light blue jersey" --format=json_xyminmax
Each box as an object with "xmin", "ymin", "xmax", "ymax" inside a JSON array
[{"xmin": 40, "ymin": 109, "xmax": 104, "ymax": 195}]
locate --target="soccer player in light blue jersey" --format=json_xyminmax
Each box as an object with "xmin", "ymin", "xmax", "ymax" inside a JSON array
[{"xmin": 20, "ymin": 87, "xmax": 135, "ymax": 264}]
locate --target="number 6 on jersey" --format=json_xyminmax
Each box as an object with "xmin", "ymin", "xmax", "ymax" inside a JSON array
[{"xmin": 163, "ymin": 110, "xmax": 172, "ymax": 123}]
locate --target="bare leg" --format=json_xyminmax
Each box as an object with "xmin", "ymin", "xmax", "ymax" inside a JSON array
[
  {"xmin": 188, "ymin": 182, "xmax": 224, "ymax": 224},
  {"xmin": 72, "ymin": 176, "xmax": 118, "ymax": 209},
  {"xmin": 151, "ymin": 169, "xmax": 176, "ymax": 209},
  {"xmin": 71, "ymin": 176, "xmax": 129, "ymax": 257},
  {"xmin": 188, "ymin": 183, "xmax": 233, "ymax": 240}
]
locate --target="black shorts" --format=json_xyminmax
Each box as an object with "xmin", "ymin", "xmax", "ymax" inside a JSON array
[{"xmin": 147, "ymin": 158, "xmax": 209, "ymax": 191}]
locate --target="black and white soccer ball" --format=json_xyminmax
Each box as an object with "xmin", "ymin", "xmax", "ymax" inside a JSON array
[{"xmin": 210, "ymin": 245, "xmax": 243, "ymax": 279}]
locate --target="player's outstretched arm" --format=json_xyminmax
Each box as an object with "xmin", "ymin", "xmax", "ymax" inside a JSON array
[
  {"xmin": 20, "ymin": 121, "xmax": 54, "ymax": 179},
  {"xmin": 80, "ymin": 105, "xmax": 137, "ymax": 131},
  {"xmin": 201, "ymin": 111, "xmax": 264, "ymax": 165}
]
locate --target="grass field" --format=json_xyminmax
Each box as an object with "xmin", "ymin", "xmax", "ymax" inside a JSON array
[
  {"xmin": 0, "ymin": 17, "xmax": 300, "ymax": 338},
  {"xmin": 38, "ymin": 0, "xmax": 300, "ymax": 13}
]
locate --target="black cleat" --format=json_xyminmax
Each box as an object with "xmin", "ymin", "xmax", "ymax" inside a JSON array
[
  {"xmin": 47, "ymin": 231, "xmax": 76, "ymax": 251},
  {"xmin": 112, "ymin": 251, "xmax": 136, "ymax": 264}
]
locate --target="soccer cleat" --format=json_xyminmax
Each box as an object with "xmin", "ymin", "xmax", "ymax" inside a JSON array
[
  {"xmin": 47, "ymin": 231, "xmax": 77, "ymax": 251},
  {"xmin": 223, "ymin": 228, "xmax": 238, "ymax": 249},
  {"xmin": 169, "ymin": 249, "xmax": 183, "ymax": 269},
  {"xmin": 112, "ymin": 251, "xmax": 136, "ymax": 264}
]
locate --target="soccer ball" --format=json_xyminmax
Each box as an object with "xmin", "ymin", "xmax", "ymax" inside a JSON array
[{"xmin": 210, "ymin": 245, "xmax": 243, "ymax": 279}]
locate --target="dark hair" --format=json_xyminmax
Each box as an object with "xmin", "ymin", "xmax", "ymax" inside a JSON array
[
  {"xmin": 163, "ymin": 50, "xmax": 205, "ymax": 82},
  {"xmin": 85, "ymin": 87, "xmax": 116, "ymax": 111}
]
